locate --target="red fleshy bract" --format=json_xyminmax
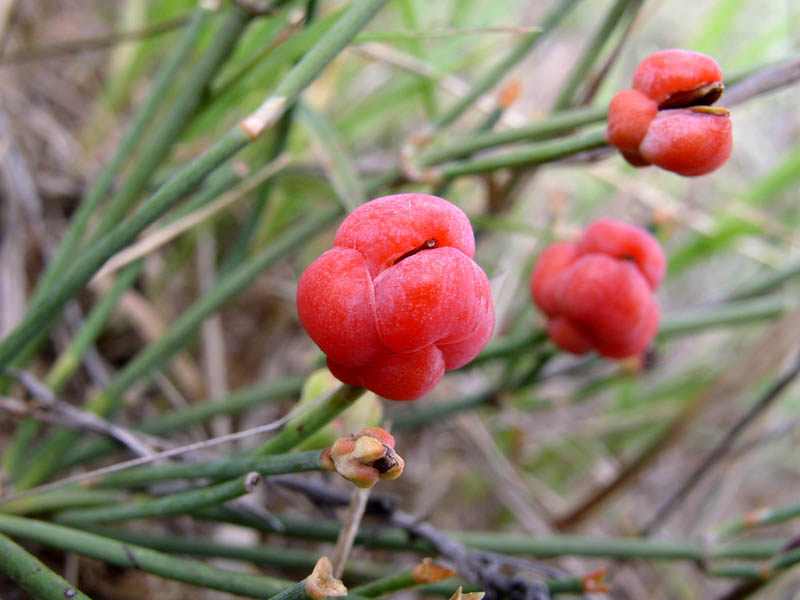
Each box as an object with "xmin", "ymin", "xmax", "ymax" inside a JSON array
[
  {"xmin": 530, "ymin": 220, "xmax": 665, "ymax": 360},
  {"xmin": 298, "ymin": 194, "xmax": 495, "ymax": 401},
  {"xmin": 606, "ymin": 48, "xmax": 732, "ymax": 176}
]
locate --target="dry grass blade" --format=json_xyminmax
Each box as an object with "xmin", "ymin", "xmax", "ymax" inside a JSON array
[{"xmin": 92, "ymin": 154, "xmax": 291, "ymax": 282}]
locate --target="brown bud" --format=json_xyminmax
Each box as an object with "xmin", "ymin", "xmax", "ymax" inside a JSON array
[
  {"xmin": 412, "ymin": 558, "xmax": 455, "ymax": 584},
  {"xmin": 448, "ymin": 586, "xmax": 485, "ymax": 600},
  {"xmin": 326, "ymin": 427, "xmax": 405, "ymax": 488},
  {"xmin": 582, "ymin": 568, "xmax": 610, "ymax": 594},
  {"xmin": 305, "ymin": 557, "xmax": 347, "ymax": 600}
]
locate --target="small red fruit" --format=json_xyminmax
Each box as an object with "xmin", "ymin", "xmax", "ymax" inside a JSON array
[
  {"xmin": 530, "ymin": 220, "xmax": 665, "ymax": 359},
  {"xmin": 607, "ymin": 49, "xmax": 732, "ymax": 176},
  {"xmin": 297, "ymin": 194, "xmax": 495, "ymax": 401}
]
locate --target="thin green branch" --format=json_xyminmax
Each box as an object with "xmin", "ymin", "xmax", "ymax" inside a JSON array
[
  {"xmin": 714, "ymin": 501, "xmax": 800, "ymax": 541},
  {"xmin": 551, "ymin": 0, "xmax": 631, "ymax": 110},
  {"xmin": 91, "ymin": 5, "xmax": 253, "ymax": 238},
  {"xmin": 417, "ymin": 105, "xmax": 607, "ymax": 167},
  {"xmin": 27, "ymin": 8, "xmax": 212, "ymax": 306},
  {"xmin": 254, "ymin": 384, "xmax": 366, "ymax": 456},
  {"xmin": 0, "ymin": 488, "xmax": 126, "ymax": 516},
  {"xmin": 56, "ymin": 377, "xmax": 303, "ymax": 477},
  {"xmin": 85, "ymin": 450, "xmax": 324, "ymax": 488},
  {"xmin": 54, "ymin": 472, "xmax": 262, "ymax": 525},
  {"xmin": 17, "ymin": 205, "xmax": 341, "ymax": 490},
  {"xmin": 201, "ymin": 513, "xmax": 789, "ymax": 562},
  {"xmin": 77, "ymin": 526, "xmax": 387, "ymax": 580},
  {"xmin": 432, "ymin": 0, "xmax": 580, "ymax": 128},
  {"xmin": 0, "ymin": 0, "xmax": 388, "ymax": 377},
  {"xmin": 659, "ymin": 295, "xmax": 794, "ymax": 338},
  {"xmin": 435, "ymin": 128, "xmax": 608, "ymax": 180},
  {"xmin": 0, "ymin": 532, "xmax": 92, "ymax": 599},
  {"xmin": 0, "ymin": 514, "xmax": 288, "ymax": 597}
]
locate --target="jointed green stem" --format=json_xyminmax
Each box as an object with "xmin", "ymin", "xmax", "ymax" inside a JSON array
[
  {"xmin": 0, "ymin": 0, "xmax": 387, "ymax": 377},
  {"xmin": 86, "ymin": 450, "xmax": 324, "ymax": 488},
  {"xmin": 91, "ymin": 5, "xmax": 252, "ymax": 238},
  {"xmin": 0, "ymin": 532, "xmax": 92, "ymax": 600},
  {"xmin": 437, "ymin": 128, "xmax": 608, "ymax": 180},
  {"xmin": 28, "ymin": 8, "xmax": 213, "ymax": 307},
  {"xmin": 17, "ymin": 206, "xmax": 341, "ymax": 489},
  {"xmin": 432, "ymin": 0, "xmax": 580, "ymax": 129},
  {"xmin": 0, "ymin": 515, "xmax": 288, "ymax": 597},
  {"xmin": 4, "ymin": 261, "xmax": 141, "ymax": 481},
  {"xmin": 0, "ymin": 488, "xmax": 126, "ymax": 516},
  {"xmin": 54, "ymin": 378, "xmax": 304, "ymax": 478},
  {"xmin": 206, "ymin": 513, "xmax": 788, "ymax": 563},
  {"xmin": 255, "ymin": 384, "xmax": 366, "ymax": 456},
  {"xmin": 77, "ymin": 526, "xmax": 388, "ymax": 580},
  {"xmin": 54, "ymin": 472, "xmax": 261, "ymax": 525},
  {"xmin": 551, "ymin": 0, "xmax": 631, "ymax": 110},
  {"xmin": 715, "ymin": 501, "xmax": 800, "ymax": 540},
  {"xmin": 418, "ymin": 105, "xmax": 607, "ymax": 167}
]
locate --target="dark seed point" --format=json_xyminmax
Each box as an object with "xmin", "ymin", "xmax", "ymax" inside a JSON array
[
  {"xmin": 394, "ymin": 238, "xmax": 438, "ymax": 264},
  {"xmin": 659, "ymin": 81, "xmax": 725, "ymax": 110}
]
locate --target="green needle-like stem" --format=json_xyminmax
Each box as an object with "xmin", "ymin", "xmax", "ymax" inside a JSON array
[
  {"xmin": 54, "ymin": 472, "xmax": 262, "ymax": 525},
  {"xmin": 0, "ymin": 488, "xmax": 126, "ymax": 516},
  {"xmin": 86, "ymin": 450, "xmax": 324, "ymax": 488},
  {"xmin": 52, "ymin": 378, "xmax": 304, "ymax": 481},
  {"xmin": 0, "ymin": 0, "xmax": 388, "ymax": 375},
  {"xmin": 437, "ymin": 128, "xmax": 608, "ymax": 180},
  {"xmin": 0, "ymin": 532, "xmax": 92, "ymax": 600},
  {"xmin": 432, "ymin": 0, "xmax": 580, "ymax": 129},
  {"xmin": 418, "ymin": 105, "xmax": 607, "ymax": 167},
  {"xmin": 28, "ymin": 8, "xmax": 213, "ymax": 306},
  {"xmin": 254, "ymin": 384, "xmax": 366, "ymax": 456},
  {"xmin": 0, "ymin": 515, "xmax": 288, "ymax": 597},
  {"xmin": 551, "ymin": 0, "xmax": 631, "ymax": 110},
  {"xmin": 18, "ymin": 206, "xmax": 341, "ymax": 489}
]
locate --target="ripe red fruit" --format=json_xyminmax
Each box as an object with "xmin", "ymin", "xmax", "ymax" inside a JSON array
[
  {"xmin": 297, "ymin": 194, "xmax": 495, "ymax": 401},
  {"xmin": 607, "ymin": 49, "xmax": 732, "ymax": 176},
  {"xmin": 530, "ymin": 220, "xmax": 665, "ymax": 359}
]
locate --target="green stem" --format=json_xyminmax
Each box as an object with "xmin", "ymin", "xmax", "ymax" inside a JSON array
[
  {"xmin": 726, "ymin": 261, "xmax": 800, "ymax": 301},
  {"xmin": 0, "ymin": 127, "xmax": 248, "ymax": 373},
  {"xmin": 77, "ymin": 526, "xmax": 387, "ymax": 580},
  {"xmin": 551, "ymin": 0, "xmax": 630, "ymax": 110},
  {"xmin": 91, "ymin": 5, "xmax": 251, "ymax": 239},
  {"xmin": 19, "ymin": 206, "xmax": 339, "ymax": 489},
  {"xmin": 658, "ymin": 295, "xmax": 794, "ymax": 338},
  {"xmin": 268, "ymin": 581, "xmax": 313, "ymax": 600},
  {"xmin": 431, "ymin": 0, "xmax": 580, "ymax": 128},
  {"xmin": 715, "ymin": 501, "xmax": 800, "ymax": 540},
  {"xmin": 0, "ymin": 532, "xmax": 92, "ymax": 600},
  {"xmin": 54, "ymin": 472, "xmax": 261, "ymax": 525},
  {"xmin": 57, "ymin": 377, "xmax": 303, "ymax": 477},
  {"xmin": 420, "ymin": 578, "xmax": 588, "ymax": 596},
  {"xmin": 87, "ymin": 450, "xmax": 324, "ymax": 488},
  {"xmin": 437, "ymin": 128, "xmax": 608, "ymax": 179},
  {"xmin": 390, "ymin": 393, "xmax": 495, "ymax": 430},
  {"xmin": 254, "ymin": 384, "xmax": 366, "ymax": 456},
  {"xmin": 0, "ymin": 0, "xmax": 387, "ymax": 378},
  {"xmin": 28, "ymin": 8, "xmax": 212, "ymax": 306},
  {"xmin": 418, "ymin": 105, "xmax": 607, "ymax": 167},
  {"xmin": 0, "ymin": 514, "xmax": 288, "ymax": 597},
  {"xmin": 4, "ymin": 261, "xmax": 141, "ymax": 481},
  {"xmin": 0, "ymin": 488, "xmax": 126, "ymax": 516},
  {"xmin": 207, "ymin": 514, "xmax": 787, "ymax": 562},
  {"xmin": 221, "ymin": 0, "xmax": 321, "ymax": 274}
]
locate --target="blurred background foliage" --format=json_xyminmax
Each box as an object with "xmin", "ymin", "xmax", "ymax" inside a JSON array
[{"xmin": 0, "ymin": 0, "xmax": 799, "ymax": 598}]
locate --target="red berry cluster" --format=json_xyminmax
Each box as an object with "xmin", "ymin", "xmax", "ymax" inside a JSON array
[
  {"xmin": 530, "ymin": 220, "xmax": 665, "ymax": 359},
  {"xmin": 607, "ymin": 49, "xmax": 732, "ymax": 176},
  {"xmin": 297, "ymin": 49, "xmax": 732, "ymax": 401},
  {"xmin": 297, "ymin": 194, "xmax": 494, "ymax": 402}
]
